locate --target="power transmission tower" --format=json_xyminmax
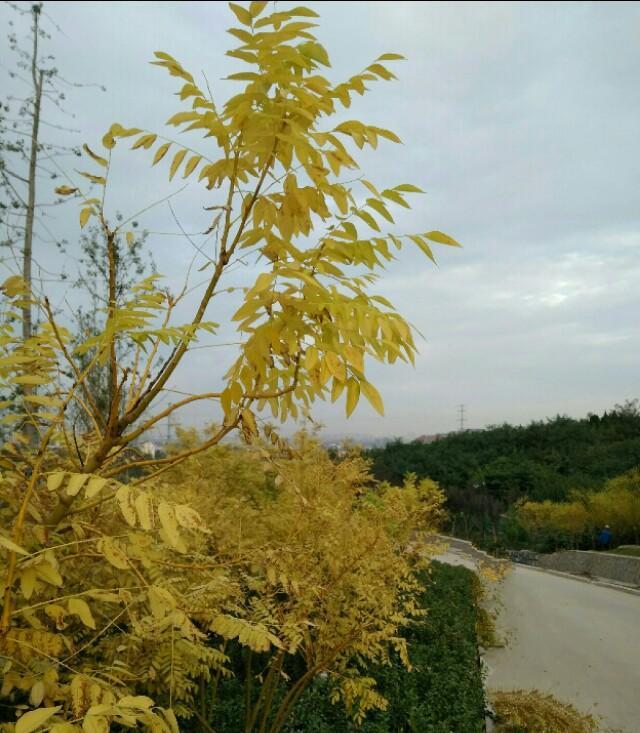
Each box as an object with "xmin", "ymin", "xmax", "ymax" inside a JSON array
[
  {"xmin": 166, "ymin": 412, "xmax": 177, "ymax": 445},
  {"xmin": 457, "ymin": 404, "xmax": 466, "ymax": 432}
]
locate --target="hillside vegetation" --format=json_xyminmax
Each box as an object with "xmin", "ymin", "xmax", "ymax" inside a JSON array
[{"xmin": 366, "ymin": 401, "xmax": 640, "ymax": 551}]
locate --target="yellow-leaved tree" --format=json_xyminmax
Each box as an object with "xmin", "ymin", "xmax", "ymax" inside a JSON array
[
  {"xmin": 517, "ymin": 470, "xmax": 640, "ymax": 549},
  {"xmin": 0, "ymin": 2, "xmax": 456, "ymax": 731}
]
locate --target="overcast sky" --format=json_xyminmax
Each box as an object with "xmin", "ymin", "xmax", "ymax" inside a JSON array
[{"xmin": 2, "ymin": 1, "xmax": 639, "ymax": 440}]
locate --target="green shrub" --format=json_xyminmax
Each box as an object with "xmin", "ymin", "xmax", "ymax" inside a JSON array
[{"xmin": 209, "ymin": 562, "xmax": 486, "ymax": 732}]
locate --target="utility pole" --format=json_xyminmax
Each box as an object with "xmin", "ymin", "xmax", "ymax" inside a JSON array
[{"xmin": 457, "ymin": 404, "xmax": 466, "ymax": 432}]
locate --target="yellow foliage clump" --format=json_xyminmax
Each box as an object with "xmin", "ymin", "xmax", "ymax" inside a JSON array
[
  {"xmin": 516, "ymin": 469, "xmax": 640, "ymax": 547},
  {"xmin": 0, "ymin": 434, "xmax": 444, "ymax": 731},
  {"xmin": 491, "ymin": 689, "xmax": 599, "ymax": 733}
]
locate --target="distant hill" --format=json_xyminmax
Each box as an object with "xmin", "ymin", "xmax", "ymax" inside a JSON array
[
  {"xmin": 364, "ymin": 400, "xmax": 640, "ymax": 544},
  {"xmin": 320, "ymin": 433, "xmax": 391, "ymax": 450}
]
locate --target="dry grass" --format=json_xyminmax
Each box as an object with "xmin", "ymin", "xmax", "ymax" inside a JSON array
[
  {"xmin": 471, "ymin": 561, "xmax": 510, "ymax": 649},
  {"xmin": 609, "ymin": 545, "xmax": 640, "ymax": 558},
  {"xmin": 490, "ymin": 690, "xmax": 599, "ymax": 733}
]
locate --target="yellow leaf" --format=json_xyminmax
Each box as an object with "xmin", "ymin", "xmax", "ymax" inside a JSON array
[
  {"xmin": 131, "ymin": 133, "xmax": 157, "ymax": 150},
  {"xmin": 343, "ymin": 345, "xmax": 364, "ymax": 373},
  {"xmin": 424, "ymin": 230, "xmax": 462, "ymax": 247},
  {"xmin": 304, "ymin": 346, "xmax": 319, "ymax": 370},
  {"xmin": 47, "ymin": 472, "xmax": 66, "ymax": 492},
  {"xmin": 162, "ymin": 709, "xmax": 179, "ymax": 733},
  {"xmin": 324, "ymin": 352, "xmax": 345, "ymax": 382},
  {"xmin": 253, "ymin": 272, "xmax": 273, "ymax": 292},
  {"xmin": 249, "ymin": 1, "xmax": 268, "ymax": 17},
  {"xmin": 148, "ymin": 586, "xmax": 176, "ymax": 619},
  {"xmin": 23, "ymin": 394, "xmax": 62, "ymax": 408},
  {"xmin": 409, "ymin": 235, "xmax": 436, "ymax": 264},
  {"xmin": 174, "ymin": 504, "xmax": 209, "ymax": 532},
  {"xmin": 367, "ymin": 63, "xmax": 396, "ymax": 81},
  {"xmin": 20, "ymin": 568, "xmax": 37, "ymax": 599},
  {"xmin": 29, "ymin": 680, "xmax": 45, "ymax": 707},
  {"xmin": 158, "ymin": 502, "xmax": 184, "ymax": 552},
  {"xmin": 78, "ymin": 171, "xmax": 106, "ymax": 185},
  {"xmin": 356, "ymin": 209, "xmax": 380, "ymax": 232},
  {"xmin": 381, "ymin": 189, "xmax": 410, "ymax": 208},
  {"xmin": 229, "ymin": 2, "xmax": 253, "ymax": 25},
  {"xmin": 367, "ymin": 198, "xmax": 394, "ymax": 223},
  {"xmin": 116, "ymin": 485, "xmax": 137, "ymax": 527},
  {"xmin": 135, "ymin": 492, "xmax": 154, "ymax": 531},
  {"xmin": 44, "ymin": 603, "xmax": 68, "ymax": 629},
  {"xmin": 116, "ymin": 696, "xmax": 154, "ymax": 710},
  {"xmin": 54, "ymin": 185, "xmax": 78, "ymax": 196},
  {"xmin": 102, "ymin": 123, "xmax": 141, "ymax": 150},
  {"xmin": 15, "ymin": 706, "xmax": 61, "ymax": 733},
  {"xmin": 82, "ymin": 144, "xmax": 108, "ymax": 168},
  {"xmin": 166, "ymin": 110, "xmax": 201, "ymax": 126},
  {"xmin": 86, "ymin": 589, "xmax": 120, "ymax": 603},
  {"xmin": 66, "ymin": 474, "xmax": 90, "ymax": 497},
  {"xmin": 68, "ymin": 598, "xmax": 96, "ymax": 630},
  {"xmin": 35, "ymin": 561, "xmax": 63, "ymax": 587},
  {"xmin": 82, "ymin": 716, "xmax": 108, "ymax": 733},
  {"xmin": 102, "ymin": 132, "xmax": 115, "ymax": 150},
  {"xmin": 183, "ymin": 154, "xmax": 202, "ymax": 178},
  {"xmin": 98, "ymin": 537, "xmax": 129, "ymax": 570},
  {"xmin": 226, "ymin": 72, "xmax": 261, "ymax": 82},
  {"xmin": 152, "ymin": 142, "xmax": 171, "ymax": 165},
  {"xmin": 346, "ymin": 378, "xmax": 360, "ymax": 417},
  {"xmin": 0, "ymin": 414, "xmax": 23, "ymax": 426},
  {"xmin": 80, "ymin": 208, "xmax": 93, "ymax": 229},
  {"xmin": 169, "ymin": 149, "xmax": 187, "ymax": 181},
  {"xmin": 395, "ymin": 183, "xmax": 425, "ymax": 193},
  {"xmin": 10, "ymin": 375, "xmax": 50, "ymax": 386},
  {"xmin": 283, "ymin": 6, "xmax": 319, "ymax": 17},
  {"xmin": 361, "ymin": 381, "xmax": 384, "ymax": 416},
  {"xmin": 85, "ymin": 476, "xmax": 108, "ymax": 498},
  {"xmin": 0, "ymin": 534, "xmax": 28, "ymax": 556},
  {"xmin": 361, "ymin": 179, "xmax": 381, "ymax": 198},
  {"xmin": 299, "ymin": 41, "xmax": 330, "ymax": 67},
  {"xmin": 2, "ymin": 275, "xmax": 27, "ymax": 297},
  {"xmin": 331, "ymin": 378, "xmax": 345, "ymax": 403},
  {"xmin": 241, "ymin": 408, "xmax": 258, "ymax": 437},
  {"xmin": 369, "ymin": 126, "xmax": 402, "ymax": 144}
]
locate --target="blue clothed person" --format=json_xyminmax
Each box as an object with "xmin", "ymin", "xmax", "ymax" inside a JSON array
[{"xmin": 597, "ymin": 525, "xmax": 612, "ymax": 551}]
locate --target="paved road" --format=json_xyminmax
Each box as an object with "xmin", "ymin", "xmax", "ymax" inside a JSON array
[{"xmin": 440, "ymin": 548, "xmax": 640, "ymax": 732}]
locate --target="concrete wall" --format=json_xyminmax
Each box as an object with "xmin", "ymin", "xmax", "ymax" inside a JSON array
[{"xmin": 537, "ymin": 550, "xmax": 640, "ymax": 586}]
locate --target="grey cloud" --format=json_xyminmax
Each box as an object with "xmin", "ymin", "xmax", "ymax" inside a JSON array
[{"xmin": 2, "ymin": 1, "xmax": 638, "ymax": 439}]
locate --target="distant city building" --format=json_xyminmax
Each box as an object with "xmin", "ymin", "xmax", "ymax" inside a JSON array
[
  {"xmin": 416, "ymin": 428, "xmax": 483, "ymax": 444},
  {"xmin": 140, "ymin": 441, "xmax": 157, "ymax": 458},
  {"xmin": 416, "ymin": 433, "xmax": 448, "ymax": 444}
]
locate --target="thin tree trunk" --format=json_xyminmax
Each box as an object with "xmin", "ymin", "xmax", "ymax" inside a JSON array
[
  {"xmin": 22, "ymin": 5, "xmax": 42, "ymax": 343},
  {"xmin": 106, "ymin": 228, "xmax": 118, "ymax": 430},
  {"xmin": 22, "ymin": 6, "xmax": 43, "ymax": 443}
]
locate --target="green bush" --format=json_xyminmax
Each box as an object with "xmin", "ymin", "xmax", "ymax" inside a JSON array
[{"xmin": 209, "ymin": 562, "xmax": 486, "ymax": 732}]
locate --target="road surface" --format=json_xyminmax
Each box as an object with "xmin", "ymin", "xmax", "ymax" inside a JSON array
[{"xmin": 440, "ymin": 547, "xmax": 640, "ymax": 732}]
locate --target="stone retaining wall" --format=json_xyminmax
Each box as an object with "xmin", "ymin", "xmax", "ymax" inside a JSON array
[{"xmin": 537, "ymin": 550, "xmax": 640, "ymax": 586}]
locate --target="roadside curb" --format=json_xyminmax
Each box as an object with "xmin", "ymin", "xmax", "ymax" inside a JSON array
[
  {"xmin": 432, "ymin": 534, "xmax": 640, "ymax": 597},
  {"xmin": 514, "ymin": 561, "xmax": 640, "ymax": 597}
]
